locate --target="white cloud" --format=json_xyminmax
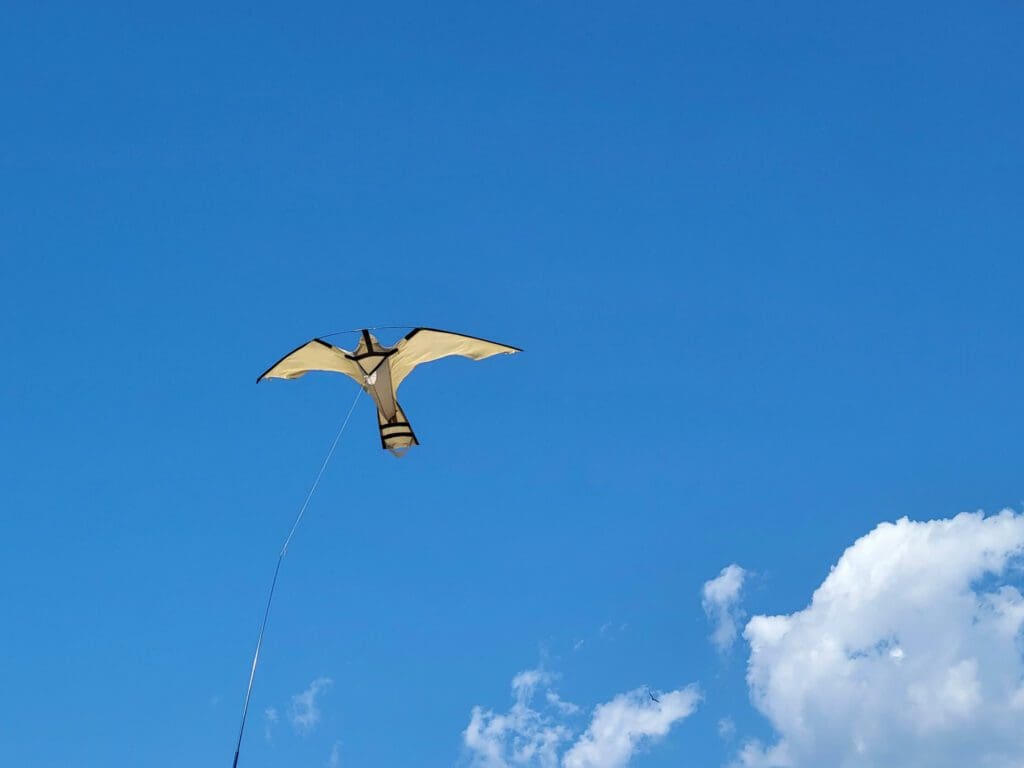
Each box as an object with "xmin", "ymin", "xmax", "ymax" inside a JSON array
[
  {"xmin": 289, "ymin": 677, "xmax": 332, "ymax": 736},
  {"xmin": 263, "ymin": 706, "xmax": 278, "ymax": 741},
  {"xmin": 326, "ymin": 740, "xmax": 341, "ymax": 768},
  {"xmin": 464, "ymin": 669, "xmax": 571, "ymax": 768},
  {"xmin": 739, "ymin": 510, "xmax": 1024, "ymax": 768},
  {"xmin": 703, "ymin": 564, "xmax": 747, "ymax": 652},
  {"xmin": 562, "ymin": 686, "xmax": 700, "ymax": 768},
  {"xmin": 718, "ymin": 717, "xmax": 736, "ymax": 741},
  {"xmin": 463, "ymin": 670, "xmax": 698, "ymax": 768},
  {"xmin": 546, "ymin": 691, "xmax": 581, "ymax": 715}
]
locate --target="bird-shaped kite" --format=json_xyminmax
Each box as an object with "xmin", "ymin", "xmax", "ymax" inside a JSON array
[{"xmin": 258, "ymin": 327, "xmax": 521, "ymax": 455}]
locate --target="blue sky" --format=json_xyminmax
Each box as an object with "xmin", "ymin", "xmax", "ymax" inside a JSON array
[{"xmin": 2, "ymin": 3, "xmax": 1024, "ymax": 767}]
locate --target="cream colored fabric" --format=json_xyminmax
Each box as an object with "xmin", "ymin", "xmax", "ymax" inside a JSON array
[
  {"xmin": 390, "ymin": 328, "xmax": 521, "ymax": 388},
  {"xmin": 256, "ymin": 339, "xmax": 364, "ymax": 384},
  {"xmin": 377, "ymin": 400, "xmax": 416, "ymax": 454}
]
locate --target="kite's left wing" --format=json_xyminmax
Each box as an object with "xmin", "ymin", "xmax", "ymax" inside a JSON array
[
  {"xmin": 390, "ymin": 327, "xmax": 521, "ymax": 387},
  {"xmin": 257, "ymin": 339, "xmax": 364, "ymax": 384}
]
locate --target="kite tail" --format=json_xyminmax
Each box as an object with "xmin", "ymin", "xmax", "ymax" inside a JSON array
[{"xmin": 378, "ymin": 401, "xmax": 418, "ymax": 456}]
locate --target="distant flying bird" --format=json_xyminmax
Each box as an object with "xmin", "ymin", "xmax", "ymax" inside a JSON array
[
  {"xmin": 648, "ymin": 690, "xmax": 660, "ymax": 704},
  {"xmin": 258, "ymin": 327, "xmax": 521, "ymax": 455}
]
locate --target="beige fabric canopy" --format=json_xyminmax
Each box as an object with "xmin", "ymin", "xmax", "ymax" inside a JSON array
[{"xmin": 258, "ymin": 327, "xmax": 521, "ymax": 455}]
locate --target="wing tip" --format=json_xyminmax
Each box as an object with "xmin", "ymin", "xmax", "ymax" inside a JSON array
[
  {"xmin": 256, "ymin": 337, "xmax": 336, "ymax": 384},
  {"xmin": 406, "ymin": 326, "xmax": 522, "ymax": 353}
]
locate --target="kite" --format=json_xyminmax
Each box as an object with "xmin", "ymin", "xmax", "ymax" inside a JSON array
[
  {"xmin": 257, "ymin": 327, "xmax": 522, "ymax": 455},
  {"xmin": 231, "ymin": 326, "xmax": 520, "ymax": 768}
]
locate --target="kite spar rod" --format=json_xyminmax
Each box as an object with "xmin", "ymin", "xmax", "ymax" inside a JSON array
[
  {"xmin": 231, "ymin": 387, "xmax": 364, "ymax": 768},
  {"xmin": 318, "ymin": 324, "xmax": 414, "ymax": 340}
]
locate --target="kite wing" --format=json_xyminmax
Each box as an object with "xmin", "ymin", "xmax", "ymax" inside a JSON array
[
  {"xmin": 390, "ymin": 327, "xmax": 521, "ymax": 387},
  {"xmin": 257, "ymin": 339, "xmax": 364, "ymax": 384}
]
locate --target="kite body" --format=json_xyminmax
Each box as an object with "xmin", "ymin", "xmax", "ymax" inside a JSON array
[{"xmin": 258, "ymin": 328, "xmax": 520, "ymax": 455}]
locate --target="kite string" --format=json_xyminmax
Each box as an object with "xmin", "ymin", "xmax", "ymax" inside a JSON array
[
  {"xmin": 280, "ymin": 387, "xmax": 363, "ymax": 556},
  {"xmin": 232, "ymin": 387, "xmax": 364, "ymax": 768}
]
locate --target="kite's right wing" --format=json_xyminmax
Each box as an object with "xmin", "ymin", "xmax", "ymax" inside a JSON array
[
  {"xmin": 257, "ymin": 339, "xmax": 364, "ymax": 384},
  {"xmin": 390, "ymin": 327, "xmax": 521, "ymax": 387}
]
